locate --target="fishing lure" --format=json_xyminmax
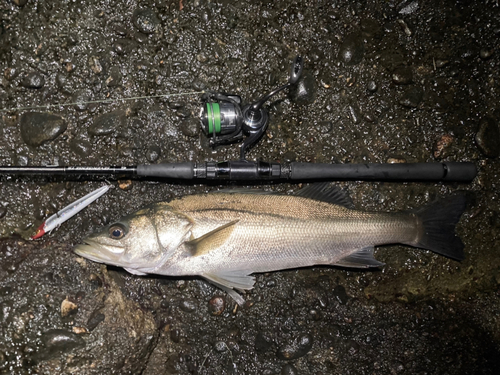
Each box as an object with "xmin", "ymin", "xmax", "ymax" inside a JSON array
[{"xmin": 31, "ymin": 185, "xmax": 111, "ymax": 239}]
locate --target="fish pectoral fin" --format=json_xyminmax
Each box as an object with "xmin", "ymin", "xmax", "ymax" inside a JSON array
[
  {"xmin": 186, "ymin": 220, "xmax": 239, "ymax": 257},
  {"xmin": 124, "ymin": 267, "xmax": 148, "ymax": 276},
  {"xmin": 334, "ymin": 246, "xmax": 385, "ymax": 268},
  {"xmin": 203, "ymin": 270, "xmax": 255, "ymax": 306}
]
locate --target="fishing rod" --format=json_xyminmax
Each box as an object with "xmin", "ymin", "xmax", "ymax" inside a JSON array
[{"xmin": 0, "ymin": 56, "xmax": 477, "ymax": 183}]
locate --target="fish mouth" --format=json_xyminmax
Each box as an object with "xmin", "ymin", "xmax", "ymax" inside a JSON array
[{"xmin": 73, "ymin": 239, "xmax": 125, "ymax": 265}]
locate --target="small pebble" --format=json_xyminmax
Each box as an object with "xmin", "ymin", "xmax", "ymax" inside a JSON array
[
  {"xmin": 281, "ymin": 363, "xmax": 298, "ymax": 375},
  {"xmin": 20, "ymin": 112, "xmax": 67, "ymax": 147},
  {"xmin": 69, "ymin": 138, "xmax": 92, "ymax": 158},
  {"xmin": 146, "ymin": 145, "xmax": 161, "ymax": 163},
  {"xmin": 4, "ymin": 67, "xmax": 19, "ymax": 80},
  {"xmin": 118, "ymin": 180, "xmax": 133, "ymax": 191},
  {"xmin": 132, "ymin": 8, "xmax": 160, "ymax": 34},
  {"xmin": 180, "ymin": 299, "xmax": 197, "ymax": 313},
  {"xmin": 399, "ymin": 86, "xmax": 423, "ymax": 108},
  {"xmin": 72, "ymin": 326, "xmax": 89, "ymax": 334},
  {"xmin": 277, "ymin": 333, "xmax": 313, "ymax": 360},
  {"xmin": 61, "ymin": 298, "xmax": 78, "ymax": 318},
  {"xmin": 367, "ymin": 80, "xmax": 377, "ymax": 92},
  {"xmin": 0, "ymin": 206, "xmax": 6, "ymax": 219},
  {"xmin": 475, "ymin": 117, "xmax": 500, "ymax": 158},
  {"xmin": 332, "ymin": 285, "xmax": 349, "ymax": 304},
  {"xmin": 40, "ymin": 329, "xmax": 85, "ymax": 358},
  {"xmin": 106, "ymin": 66, "xmax": 122, "ymax": 87},
  {"xmin": 89, "ymin": 110, "xmax": 126, "ymax": 136},
  {"xmin": 208, "ymin": 296, "xmax": 225, "ymax": 316},
  {"xmin": 87, "ymin": 310, "xmax": 105, "ymax": 331},
  {"xmin": 180, "ymin": 118, "xmax": 200, "ymax": 137},
  {"xmin": 255, "ymin": 332, "xmax": 274, "ymax": 352},
  {"xmin": 433, "ymin": 134, "xmax": 454, "ymax": 159},
  {"xmin": 71, "ymin": 89, "xmax": 92, "ymax": 111},
  {"xmin": 289, "ymin": 70, "xmax": 317, "ymax": 106},
  {"xmin": 338, "ymin": 32, "xmax": 365, "ymax": 66},
  {"xmin": 88, "ymin": 56, "xmax": 103, "ymax": 74},
  {"xmin": 20, "ymin": 72, "xmax": 45, "ymax": 89},
  {"xmin": 214, "ymin": 341, "xmax": 228, "ymax": 352},
  {"xmin": 392, "ymin": 66, "xmax": 413, "ymax": 85},
  {"xmin": 479, "ymin": 48, "xmax": 494, "ymax": 60}
]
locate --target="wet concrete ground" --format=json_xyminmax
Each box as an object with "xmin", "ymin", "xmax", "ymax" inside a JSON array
[{"xmin": 1, "ymin": 0, "xmax": 500, "ymax": 374}]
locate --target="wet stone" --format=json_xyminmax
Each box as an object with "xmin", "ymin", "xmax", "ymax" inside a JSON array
[
  {"xmin": 106, "ymin": 66, "xmax": 122, "ymax": 87},
  {"xmin": 318, "ymin": 121, "xmax": 333, "ymax": 134},
  {"xmin": 179, "ymin": 298, "xmax": 197, "ymax": 313},
  {"xmin": 281, "ymin": 363, "xmax": 298, "ymax": 375},
  {"xmin": 208, "ymin": 296, "xmax": 225, "ymax": 316},
  {"xmin": 255, "ymin": 332, "xmax": 274, "ymax": 352},
  {"xmin": 289, "ymin": 70, "xmax": 316, "ymax": 106},
  {"xmin": 87, "ymin": 310, "xmax": 105, "ymax": 331},
  {"xmin": 20, "ymin": 72, "xmax": 45, "ymax": 89},
  {"xmin": 399, "ymin": 86, "xmax": 423, "ymax": 108},
  {"xmin": 20, "ymin": 112, "xmax": 67, "ymax": 147},
  {"xmin": 0, "ymin": 207, "xmax": 6, "ymax": 219},
  {"xmin": 277, "ymin": 333, "xmax": 313, "ymax": 360},
  {"xmin": 69, "ymin": 138, "xmax": 92, "ymax": 158},
  {"xmin": 89, "ymin": 110, "xmax": 126, "ymax": 136},
  {"xmin": 475, "ymin": 117, "xmax": 500, "ymax": 158},
  {"xmin": 480, "ymin": 48, "xmax": 494, "ymax": 60},
  {"xmin": 72, "ymin": 89, "xmax": 92, "ymax": 111},
  {"xmin": 338, "ymin": 32, "xmax": 365, "ymax": 66},
  {"xmin": 332, "ymin": 285, "xmax": 349, "ymax": 304},
  {"xmin": 180, "ymin": 118, "xmax": 200, "ymax": 137},
  {"xmin": 132, "ymin": 8, "xmax": 160, "ymax": 34},
  {"xmin": 146, "ymin": 145, "xmax": 161, "ymax": 163},
  {"xmin": 392, "ymin": 66, "xmax": 413, "ymax": 84},
  {"xmin": 367, "ymin": 80, "xmax": 378, "ymax": 92},
  {"xmin": 39, "ymin": 329, "xmax": 85, "ymax": 359},
  {"xmin": 61, "ymin": 298, "xmax": 78, "ymax": 318}
]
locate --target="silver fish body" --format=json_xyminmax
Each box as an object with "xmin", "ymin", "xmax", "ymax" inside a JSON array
[{"xmin": 74, "ymin": 185, "xmax": 465, "ymax": 304}]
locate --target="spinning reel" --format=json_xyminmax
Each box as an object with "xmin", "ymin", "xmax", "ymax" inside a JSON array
[{"xmin": 200, "ymin": 56, "xmax": 304, "ymax": 160}]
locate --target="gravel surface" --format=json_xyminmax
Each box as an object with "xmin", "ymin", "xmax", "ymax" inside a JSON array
[{"xmin": 1, "ymin": 0, "xmax": 500, "ymax": 374}]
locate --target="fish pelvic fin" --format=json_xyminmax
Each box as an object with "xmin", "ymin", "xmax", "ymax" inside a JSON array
[
  {"xmin": 334, "ymin": 246, "xmax": 385, "ymax": 268},
  {"xmin": 186, "ymin": 220, "xmax": 239, "ymax": 257},
  {"xmin": 411, "ymin": 195, "xmax": 466, "ymax": 261},
  {"xmin": 203, "ymin": 270, "xmax": 256, "ymax": 306}
]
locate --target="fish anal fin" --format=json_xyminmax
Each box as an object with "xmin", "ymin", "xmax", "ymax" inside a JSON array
[
  {"xmin": 295, "ymin": 183, "xmax": 354, "ymax": 208},
  {"xmin": 124, "ymin": 267, "xmax": 148, "ymax": 276},
  {"xmin": 186, "ymin": 220, "xmax": 239, "ymax": 257},
  {"xmin": 334, "ymin": 246, "xmax": 385, "ymax": 268},
  {"xmin": 203, "ymin": 270, "xmax": 255, "ymax": 291}
]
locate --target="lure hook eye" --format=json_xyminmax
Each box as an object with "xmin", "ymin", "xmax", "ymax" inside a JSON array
[{"xmin": 108, "ymin": 223, "xmax": 127, "ymax": 240}]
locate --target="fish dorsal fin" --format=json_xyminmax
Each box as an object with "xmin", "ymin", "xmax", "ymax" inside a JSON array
[
  {"xmin": 334, "ymin": 246, "xmax": 385, "ymax": 268},
  {"xmin": 295, "ymin": 183, "xmax": 354, "ymax": 208},
  {"xmin": 186, "ymin": 220, "xmax": 239, "ymax": 257},
  {"xmin": 124, "ymin": 267, "xmax": 148, "ymax": 276}
]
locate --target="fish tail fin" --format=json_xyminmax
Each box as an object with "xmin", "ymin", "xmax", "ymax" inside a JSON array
[{"xmin": 412, "ymin": 195, "xmax": 466, "ymax": 261}]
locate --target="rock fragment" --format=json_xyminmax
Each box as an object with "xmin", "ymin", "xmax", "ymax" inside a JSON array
[
  {"xmin": 61, "ymin": 297, "xmax": 78, "ymax": 317},
  {"xmin": 338, "ymin": 32, "xmax": 365, "ymax": 66},
  {"xmin": 277, "ymin": 333, "xmax": 313, "ymax": 360},
  {"xmin": 20, "ymin": 72, "xmax": 45, "ymax": 89},
  {"xmin": 475, "ymin": 117, "xmax": 500, "ymax": 158},
  {"xmin": 20, "ymin": 112, "xmax": 67, "ymax": 147},
  {"xmin": 132, "ymin": 9, "xmax": 160, "ymax": 34},
  {"xmin": 89, "ymin": 110, "xmax": 126, "ymax": 136}
]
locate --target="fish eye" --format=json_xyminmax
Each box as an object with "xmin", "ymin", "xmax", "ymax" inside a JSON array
[{"xmin": 108, "ymin": 224, "xmax": 127, "ymax": 240}]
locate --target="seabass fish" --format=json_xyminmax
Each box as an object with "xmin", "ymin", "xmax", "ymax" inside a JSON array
[{"xmin": 74, "ymin": 185, "xmax": 466, "ymax": 304}]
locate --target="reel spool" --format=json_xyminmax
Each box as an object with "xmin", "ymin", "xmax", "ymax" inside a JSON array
[{"xmin": 200, "ymin": 56, "xmax": 303, "ymax": 160}]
